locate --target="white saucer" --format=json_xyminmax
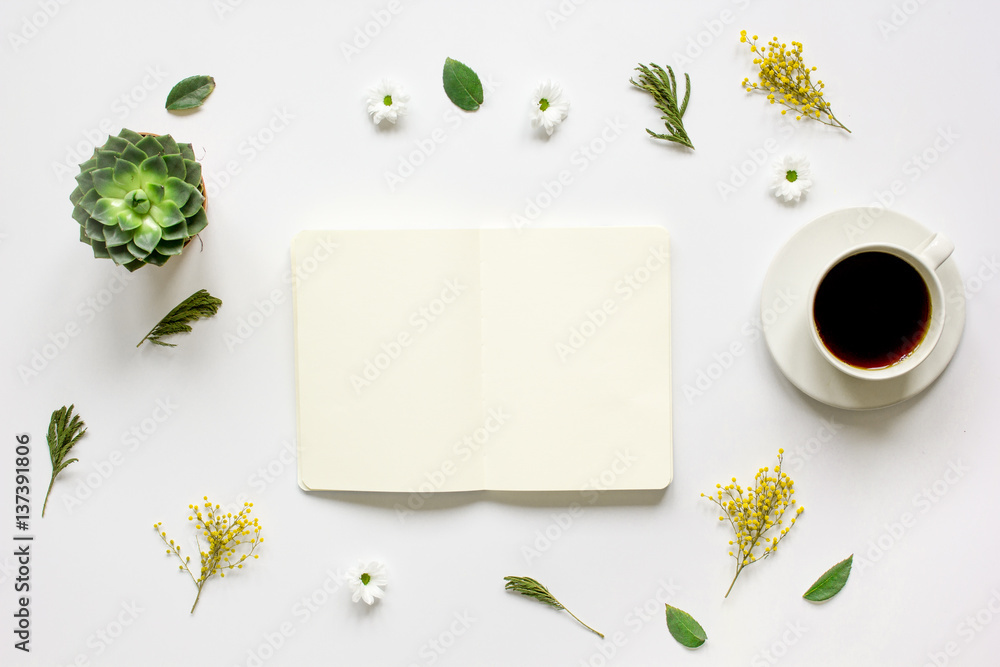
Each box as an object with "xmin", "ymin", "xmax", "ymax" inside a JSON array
[{"xmin": 761, "ymin": 208, "xmax": 965, "ymax": 410}]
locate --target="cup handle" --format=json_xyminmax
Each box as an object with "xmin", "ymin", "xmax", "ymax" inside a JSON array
[{"xmin": 915, "ymin": 233, "xmax": 955, "ymax": 271}]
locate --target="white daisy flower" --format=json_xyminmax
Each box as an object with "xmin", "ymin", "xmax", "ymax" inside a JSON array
[
  {"xmin": 366, "ymin": 80, "xmax": 409, "ymax": 126},
  {"xmin": 346, "ymin": 560, "xmax": 387, "ymax": 605},
  {"xmin": 530, "ymin": 80, "xmax": 570, "ymax": 136},
  {"xmin": 770, "ymin": 154, "xmax": 813, "ymax": 202}
]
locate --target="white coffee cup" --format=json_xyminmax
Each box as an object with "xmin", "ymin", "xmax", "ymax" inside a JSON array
[{"xmin": 808, "ymin": 233, "xmax": 954, "ymax": 380}]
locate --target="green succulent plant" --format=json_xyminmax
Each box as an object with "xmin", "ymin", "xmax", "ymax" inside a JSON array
[{"xmin": 70, "ymin": 129, "xmax": 207, "ymax": 271}]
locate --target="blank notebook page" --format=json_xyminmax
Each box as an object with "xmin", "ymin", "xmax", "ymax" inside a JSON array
[
  {"xmin": 480, "ymin": 227, "xmax": 672, "ymax": 490},
  {"xmin": 293, "ymin": 230, "xmax": 484, "ymax": 492},
  {"xmin": 293, "ymin": 227, "xmax": 672, "ymax": 493}
]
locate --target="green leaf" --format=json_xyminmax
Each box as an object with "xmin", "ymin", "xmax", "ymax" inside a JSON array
[
  {"xmin": 803, "ymin": 555, "xmax": 853, "ymax": 602},
  {"xmin": 180, "ymin": 187, "xmax": 205, "ymax": 217},
  {"xmin": 103, "ymin": 135, "xmax": 129, "ymax": 154},
  {"xmin": 157, "ymin": 238, "xmax": 186, "ymax": 256},
  {"xmin": 105, "ymin": 241, "xmax": 135, "ymax": 266},
  {"xmin": 143, "ymin": 251, "xmax": 168, "ymax": 267},
  {"xmin": 90, "ymin": 238, "xmax": 111, "ymax": 258},
  {"xmin": 84, "ymin": 217, "xmax": 105, "ymax": 241},
  {"xmin": 442, "ymin": 58, "xmax": 484, "ymax": 111},
  {"xmin": 94, "ymin": 150, "xmax": 117, "ymax": 168},
  {"xmin": 183, "ymin": 159, "xmax": 203, "ymax": 188},
  {"xmin": 186, "ymin": 209, "xmax": 208, "ymax": 235},
  {"xmin": 71, "ymin": 194, "xmax": 88, "ymax": 221},
  {"xmin": 137, "ymin": 135, "xmax": 165, "ymax": 157},
  {"xmin": 156, "ymin": 134, "xmax": 181, "ymax": 156},
  {"xmin": 113, "ymin": 159, "xmax": 141, "ymax": 191},
  {"xmin": 166, "ymin": 75, "xmax": 216, "ymax": 111},
  {"xmin": 146, "ymin": 183, "xmax": 165, "ymax": 204},
  {"xmin": 121, "ymin": 143, "xmax": 148, "ymax": 165},
  {"xmin": 91, "ymin": 198, "xmax": 127, "ymax": 226},
  {"xmin": 133, "ymin": 219, "xmax": 163, "ymax": 252},
  {"xmin": 161, "ymin": 219, "xmax": 189, "ymax": 241},
  {"xmin": 127, "ymin": 240, "xmax": 150, "ymax": 260},
  {"xmin": 138, "ymin": 289, "xmax": 223, "ymax": 347},
  {"xmin": 149, "ymin": 201, "xmax": 184, "ymax": 228},
  {"xmin": 119, "ymin": 128, "xmax": 144, "ymax": 144},
  {"xmin": 164, "ymin": 155, "xmax": 186, "ymax": 180},
  {"xmin": 665, "ymin": 604, "xmax": 706, "ymax": 648},
  {"xmin": 104, "ymin": 223, "xmax": 133, "ymax": 246},
  {"xmin": 164, "ymin": 176, "xmax": 196, "ymax": 209},
  {"xmin": 109, "ymin": 243, "xmax": 135, "ymax": 265},
  {"xmin": 75, "ymin": 170, "xmax": 94, "ymax": 193},
  {"xmin": 92, "ymin": 168, "xmax": 126, "ymax": 199},
  {"xmin": 80, "ymin": 189, "xmax": 102, "ymax": 216},
  {"xmin": 140, "ymin": 155, "xmax": 168, "ymax": 184},
  {"xmin": 115, "ymin": 210, "xmax": 142, "ymax": 231}
]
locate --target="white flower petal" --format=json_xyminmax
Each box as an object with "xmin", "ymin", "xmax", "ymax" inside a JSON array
[
  {"xmin": 769, "ymin": 154, "xmax": 812, "ymax": 202},
  {"xmin": 530, "ymin": 80, "xmax": 569, "ymax": 135},
  {"xmin": 346, "ymin": 560, "xmax": 388, "ymax": 605},
  {"xmin": 366, "ymin": 79, "xmax": 409, "ymax": 126}
]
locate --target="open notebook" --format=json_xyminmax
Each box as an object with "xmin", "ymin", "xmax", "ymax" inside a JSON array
[{"xmin": 292, "ymin": 227, "xmax": 672, "ymax": 492}]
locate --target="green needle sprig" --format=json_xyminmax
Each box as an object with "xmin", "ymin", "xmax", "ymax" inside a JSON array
[
  {"xmin": 503, "ymin": 576, "xmax": 604, "ymax": 638},
  {"xmin": 630, "ymin": 63, "xmax": 695, "ymax": 149},
  {"xmin": 43, "ymin": 405, "xmax": 87, "ymax": 517},
  {"xmin": 138, "ymin": 288, "xmax": 222, "ymax": 347}
]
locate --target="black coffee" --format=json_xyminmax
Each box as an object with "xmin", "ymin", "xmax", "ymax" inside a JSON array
[{"xmin": 813, "ymin": 251, "xmax": 931, "ymax": 369}]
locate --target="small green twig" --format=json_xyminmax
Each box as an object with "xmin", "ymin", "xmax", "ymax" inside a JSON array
[
  {"xmin": 42, "ymin": 405, "xmax": 87, "ymax": 517},
  {"xmin": 503, "ymin": 575, "xmax": 604, "ymax": 638},
  {"xmin": 630, "ymin": 63, "xmax": 695, "ymax": 149},
  {"xmin": 724, "ymin": 569, "xmax": 740, "ymax": 598},
  {"xmin": 138, "ymin": 289, "xmax": 222, "ymax": 347}
]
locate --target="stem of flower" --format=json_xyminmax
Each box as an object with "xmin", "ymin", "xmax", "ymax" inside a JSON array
[
  {"xmin": 137, "ymin": 321, "xmax": 160, "ymax": 347},
  {"xmin": 724, "ymin": 566, "xmax": 742, "ymax": 598},
  {"xmin": 565, "ymin": 609, "xmax": 604, "ymax": 638},
  {"xmin": 191, "ymin": 581, "xmax": 205, "ymax": 614},
  {"xmin": 41, "ymin": 474, "xmax": 56, "ymax": 518},
  {"xmin": 827, "ymin": 113, "xmax": 851, "ymax": 133}
]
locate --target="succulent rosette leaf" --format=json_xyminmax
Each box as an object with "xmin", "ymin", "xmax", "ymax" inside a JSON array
[{"xmin": 70, "ymin": 129, "xmax": 207, "ymax": 271}]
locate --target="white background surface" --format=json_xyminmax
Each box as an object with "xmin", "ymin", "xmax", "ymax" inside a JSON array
[{"xmin": 2, "ymin": 1, "xmax": 998, "ymax": 665}]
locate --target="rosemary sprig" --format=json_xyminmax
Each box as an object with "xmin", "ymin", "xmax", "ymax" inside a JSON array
[
  {"xmin": 42, "ymin": 405, "xmax": 87, "ymax": 517},
  {"xmin": 503, "ymin": 575, "xmax": 604, "ymax": 638},
  {"xmin": 630, "ymin": 63, "xmax": 694, "ymax": 149},
  {"xmin": 138, "ymin": 289, "xmax": 222, "ymax": 347}
]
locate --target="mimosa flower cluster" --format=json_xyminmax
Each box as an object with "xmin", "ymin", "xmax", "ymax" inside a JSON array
[
  {"xmin": 703, "ymin": 449, "xmax": 803, "ymax": 597},
  {"xmin": 740, "ymin": 31, "xmax": 850, "ymax": 133},
  {"xmin": 155, "ymin": 497, "xmax": 263, "ymax": 613}
]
